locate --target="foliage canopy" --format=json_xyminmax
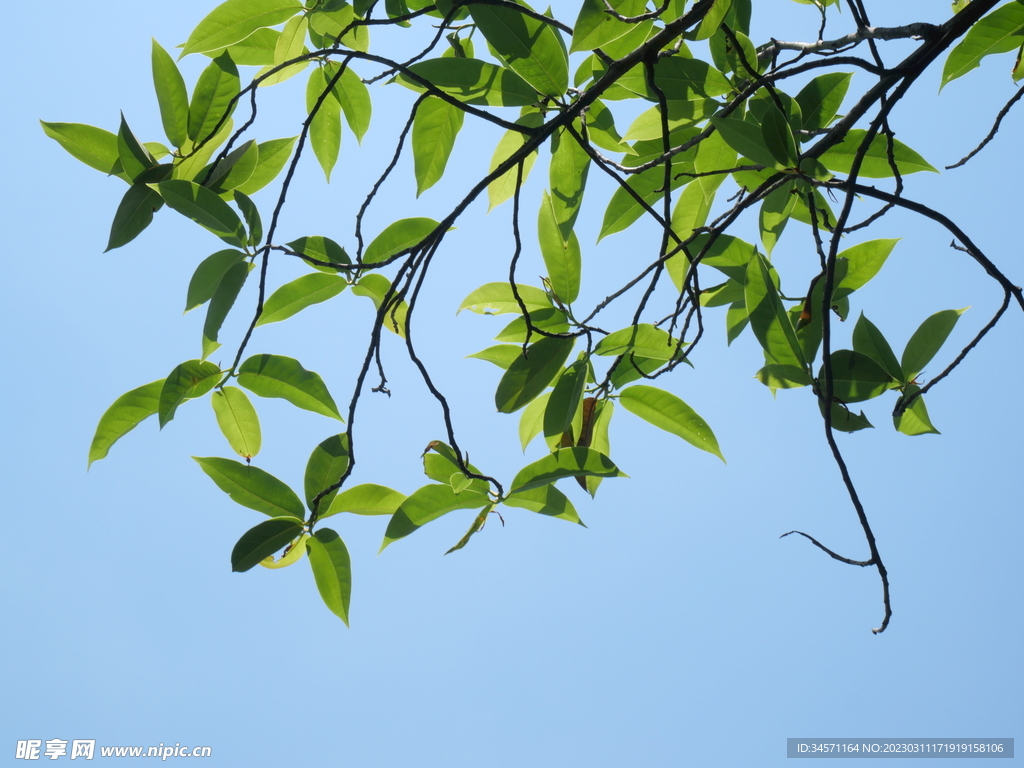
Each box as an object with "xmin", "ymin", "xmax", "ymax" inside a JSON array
[{"xmin": 45, "ymin": 0, "xmax": 1024, "ymax": 632}]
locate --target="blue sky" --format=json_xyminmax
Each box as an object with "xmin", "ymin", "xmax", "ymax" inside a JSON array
[{"xmin": 3, "ymin": 0, "xmax": 1021, "ymax": 765}]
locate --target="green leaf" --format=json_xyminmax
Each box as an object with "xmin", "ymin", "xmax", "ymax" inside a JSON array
[
  {"xmin": 758, "ymin": 182, "xmax": 797, "ymax": 256},
  {"xmin": 819, "ymin": 130, "xmax": 937, "ymax": 177},
  {"xmin": 495, "ymin": 336, "xmax": 575, "ymax": 413},
  {"xmin": 468, "ymin": 0, "xmax": 568, "ymax": 97},
  {"xmin": 185, "ymin": 249, "xmax": 248, "ymax": 312},
  {"xmin": 503, "ymin": 483, "xmax": 581, "ymax": 524},
  {"xmin": 159, "ymin": 360, "xmax": 222, "ymax": 427},
  {"xmin": 618, "ymin": 55, "xmax": 733, "ymax": 101},
  {"xmin": 585, "ymin": 99, "xmax": 633, "ymax": 154},
  {"xmin": 327, "ymin": 63, "xmax": 372, "ymax": 143},
  {"xmin": 901, "ymin": 308, "xmax": 968, "ymax": 382},
  {"xmin": 172, "ymin": 119, "xmax": 233, "ymax": 182},
  {"xmin": 258, "ymin": 15, "xmax": 308, "ymax": 87},
  {"xmin": 105, "ymin": 183, "xmax": 164, "ymax": 252},
  {"xmin": 537, "ymin": 191, "xmax": 582, "ymax": 304},
  {"xmin": 88, "ymin": 380, "xmax": 164, "ymax": 467},
  {"xmin": 155, "ymin": 180, "xmax": 247, "ymax": 246},
  {"xmin": 40, "ymin": 121, "xmax": 120, "ymax": 175},
  {"xmin": 193, "ymin": 456, "xmax": 305, "ymax": 517},
  {"xmin": 745, "ymin": 253, "xmax": 806, "ymax": 368},
  {"xmin": 257, "ymin": 273, "xmax": 347, "ymax": 326},
  {"xmin": 444, "ymin": 506, "xmax": 493, "ymax": 555},
  {"xmin": 307, "ymin": 4, "xmax": 370, "ymax": 51},
  {"xmin": 755, "ymin": 364, "xmax": 813, "ymax": 389},
  {"xmin": 822, "ymin": 401, "xmax": 874, "ymax": 433},
  {"xmin": 833, "ymin": 238, "xmax": 898, "ymax": 300},
  {"xmin": 852, "ymin": 313, "xmax": 904, "ymax": 382},
  {"xmin": 287, "ymin": 235, "xmax": 351, "ymax": 271},
  {"xmin": 202, "ymin": 141, "xmax": 259, "ymax": 194},
  {"xmin": 760, "ymin": 103, "xmax": 800, "ymax": 168},
  {"xmin": 381, "ymin": 484, "xmax": 491, "ymax": 550},
  {"xmin": 618, "ymin": 384, "xmax": 724, "ymax": 460},
  {"xmin": 623, "ymin": 100, "xmax": 720, "ymax": 141},
  {"xmin": 821, "ymin": 350, "xmax": 894, "ymax": 403},
  {"xmin": 495, "ymin": 308, "xmax": 569, "ymax": 343},
  {"xmin": 188, "ymin": 52, "xmax": 240, "ymax": 143},
  {"xmin": 306, "ymin": 529, "xmax": 352, "ymax": 625},
  {"xmin": 234, "ymin": 136, "xmax": 298, "ymax": 195},
  {"xmin": 548, "ymin": 126, "xmax": 590, "ymax": 241},
  {"xmin": 237, "ymin": 354, "xmax": 343, "ymax": 420},
  {"xmin": 468, "ymin": 344, "xmax": 522, "ymax": 369},
  {"xmin": 211, "ymin": 386, "xmax": 262, "ymax": 459},
  {"xmin": 595, "ymin": 324, "xmax": 682, "ymax": 361},
  {"xmin": 894, "ymin": 386, "xmax": 940, "ymax": 436},
  {"xmin": 306, "ymin": 66, "xmax": 343, "ymax": 182},
  {"xmin": 412, "ymin": 96, "xmax": 465, "ymax": 196},
  {"xmin": 351, "ymin": 273, "xmax": 409, "ymax": 337},
  {"xmin": 517, "ymin": 390, "xmax": 549, "ymax": 450},
  {"xmin": 943, "ymin": 0, "xmax": 1024, "ymax": 87},
  {"xmin": 304, "ymin": 433, "xmax": 350, "ymax": 512},
  {"xmin": 204, "ymin": 27, "xmax": 281, "ymax": 65},
  {"xmin": 397, "ymin": 58, "xmax": 539, "ymax": 106},
  {"xmin": 231, "ymin": 517, "xmax": 304, "ymax": 572},
  {"xmin": 711, "ymin": 115, "xmax": 780, "ymax": 169},
  {"xmin": 323, "ymin": 483, "xmax": 406, "ymax": 518},
  {"xmin": 181, "ymin": 0, "xmax": 303, "ymax": 57},
  {"xmin": 363, "ymin": 217, "xmax": 439, "ymax": 264},
  {"xmin": 487, "ymin": 112, "xmax": 544, "ymax": 210},
  {"xmin": 543, "ymin": 361, "xmax": 587, "ymax": 439},
  {"xmin": 259, "ymin": 532, "xmax": 309, "ymax": 568},
  {"xmin": 459, "ymin": 282, "xmax": 551, "ymax": 314},
  {"xmin": 795, "ymin": 72, "xmax": 851, "ymax": 131},
  {"xmin": 570, "ymin": 0, "xmax": 649, "ymax": 53},
  {"xmin": 510, "ymin": 447, "xmax": 625, "ymax": 493},
  {"xmin": 116, "ymin": 113, "xmax": 156, "ymax": 183},
  {"xmin": 203, "ymin": 260, "xmax": 250, "ymax": 359},
  {"xmin": 422, "ymin": 441, "xmax": 489, "ymax": 494},
  {"xmin": 152, "ymin": 39, "xmax": 190, "ymax": 147},
  {"xmin": 234, "ymin": 191, "xmax": 263, "ymax": 246}
]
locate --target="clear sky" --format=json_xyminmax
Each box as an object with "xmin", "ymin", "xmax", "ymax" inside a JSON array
[{"xmin": 3, "ymin": 0, "xmax": 1021, "ymax": 765}]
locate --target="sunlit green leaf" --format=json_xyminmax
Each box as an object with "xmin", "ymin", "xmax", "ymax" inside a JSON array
[
  {"xmin": 519, "ymin": 391, "xmax": 550, "ymax": 450},
  {"xmin": 412, "ymin": 96, "xmax": 465, "ymax": 196},
  {"xmin": 202, "ymin": 260, "xmax": 250, "ymax": 359},
  {"xmin": 760, "ymin": 102, "xmax": 800, "ymax": 168},
  {"xmin": 503, "ymin": 483, "xmax": 582, "ymax": 524},
  {"xmin": 901, "ymin": 308, "xmax": 968, "ymax": 382},
  {"xmin": 351, "ymin": 273, "xmax": 409, "ymax": 337},
  {"xmin": 459, "ymin": 282, "xmax": 551, "ymax": 314},
  {"xmin": 159, "ymin": 360, "xmax": 222, "ymax": 427},
  {"xmin": 537, "ymin": 191, "xmax": 582, "ymax": 304},
  {"xmin": 821, "ymin": 350, "xmax": 894, "ymax": 403},
  {"xmin": 795, "ymin": 72, "xmax": 851, "ymax": 131},
  {"xmin": 323, "ymin": 483, "xmax": 406, "ymax": 518},
  {"xmin": 755, "ymin": 364, "xmax": 813, "ymax": 389},
  {"xmin": 307, "ymin": 66, "xmax": 343, "ymax": 182},
  {"xmin": 570, "ymin": 0, "xmax": 647, "ymax": 52},
  {"xmin": 193, "ymin": 456, "xmax": 305, "ymax": 517},
  {"xmin": 543, "ymin": 360, "xmax": 587, "ymax": 439},
  {"xmin": 495, "ymin": 336, "xmax": 575, "ymax": 413},
  {"xmin": 618, "ymin": 384, "xmax": 724, "ymax": 460},
  {"xmin": 181, "ymin": 0, "xmax": 303, "ymax": 57},
  {"xmin": 942, "ymin": 1, "xmax": 1024, "ymax": 87},
  {"xmin": 510, "ymin": 447, "xmax": 625, "ymax": 493},
  {"xmin": 822, "ymin": 401, "xmax": 874, "ymax": 433},
  {"xmin": 306, "ymin": 529, "xmax": 352, "ymax": 625},
  {"xmin": 819, "ymin": 130, "xmax": 937, "ymax": 177},
  {"xmin": 259, "ymin": 532, "xmax": 309, "ymax": 568},
  {"xmin": 304, "ymin": 433, "xmax": 350, "ymax": 513},
  {"xmin": 488, "ymin": 112, "xmax": 544, "ymax": 210},
  {"xmin": 105, "ymin": 183, "xmax": 164, "ymax": 252},
  {"xmin": 116, "ymin": 113, "xmax": 156, "ymax": 183},
  {"xmin": 237, "ymin": 354, "xmax": 343, "ymax": 420},
  {"xmin": 852, "ymin": 312, "xmax": 904, "ymax": 382},
  {"xmin": 188, "ymin": 52, "xmax": 240, "ymax": 144},
  {"xmin": 234, "ymin": 136, "xmax": 298, "ymax": 195},
  {"xmin": 212, "ymin": 386, "xmax": 262, "ymax": 459},
  {"xmin": 595, "ymin": 324, "xmax": 681, "ymax": 361},
  {"xmin": 381, "ymin": 484, "xmax": 491, "ymax": 550},
  {"xmin": 468, "ymin": 344, "xmax": 522, "ymax": 369},
  {"xmin": 287, "ymin": 235, "xmax": 351, "ymax": 272},
  {"xmin": 231, "ymin": 516, "xmax": 304, "ymax": 572},
  {"xmin": 152, "ymin": 39, "xmax": 190, "ymax": 148},
  {"xmin": 894, "ymin": 386, "xmax": 941, "ymax": 436},
  {"xmin": 833, "ymin": 239, "xmax": 899, "ymax": 299},
  {"xmin": 495, "ymin": 308, "xmax": 569, "ymax": 343},
  {"xmin": 549, "ymin": 125, "xmax": 590, "ymax": 241},
  {"xmin": 469, "ymin": 0, "xmax": 568, "ymax": 96},
  {"xmin": 745, "ymin": 253, "xmax": 805, "ymax": 368},
  {"xmin": 40, "ymin": 121, "xmax": 120, "ymax": 175},
  {"xmin": 257, "ymin": 273, "xmax": 347, "ymax": 326},
  {"xmin": 155, "ymin": 179, "xmax": 247, "ymax": 246},
  {"xmin": 88, "ymin": 380, "xmax": 164, "ymax": 467},
  {"xmin": 364, "ymin": 217, "xmax": 439, "ymax": 263},
  {"xmin": 185, "ymin": 249, "xmax": 248, "ymax": 312},
  {"xmin": 397, "ymin": 58, "xmax": 539, "ymax": 106},
  {"xmin": 618, "ymin": 55, "xmax": 733, "ymax": 101}
]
